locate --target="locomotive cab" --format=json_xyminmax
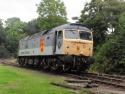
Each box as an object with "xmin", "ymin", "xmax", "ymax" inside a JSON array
[{"xmin": 63, "ymin": 29, "xmax": 93, "ymax": 57}]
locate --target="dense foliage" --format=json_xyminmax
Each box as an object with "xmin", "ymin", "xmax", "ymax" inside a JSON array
[
  {"xmin": 0, "ymin": 18, "xmax": 26, "ymax": 58},
  {"xmin": 79, "ymin": 0, "xmax": 125, "ymax": 74},
  {"xmin": 24, "ymin": 19, "xmax": 40, "ymax": 35},
  {"xmin": 0, "ymin": 20, "xmax": 6, "ymax": 45},
  {"xmin": 0, "ymin": 19, "xmax": 9, "ymax": 58},
  {"xmin": 91, "ymin": 13, "xmax": 125, "ymax": 74},
  {"xmin": 5, "ymin": 18, "xmax": 26, "ymax": 56},
  {"xmin": 37, "ymin": 0, "xmax": 67, "ymax": 30}
]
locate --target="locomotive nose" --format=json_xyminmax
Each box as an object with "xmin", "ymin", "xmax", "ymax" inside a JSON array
[{"xmin": 63, "ymin": 40, "xmax": 93, "ymax": 56}]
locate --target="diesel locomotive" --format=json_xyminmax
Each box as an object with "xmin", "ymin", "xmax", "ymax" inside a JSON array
[{"xmin": 18, "ymin": 23, "xmax": 93, "ymax": 72}]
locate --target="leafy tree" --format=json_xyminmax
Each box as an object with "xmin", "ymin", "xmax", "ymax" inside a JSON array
[
  {"xmin": 5, "ymin": 17, "xmax": 26, "ymax": 56},
  {"xmin": 0, "ymin": 19, "xmax": 11, "ymax": 58},
  {"xmin": 0, "ymin": 19, "xmax": 6, "ymax": 45},
  {"xmin": 79, "ymin": 0, "xmax": 125, "ymax": 47},
  {"xmin": 24, "ymin": 19, "xmax": 40, "ymax": 35},
  {"xmin": 5, "ymin": 17, "xmax": 20, "ymax": 27},
  {"xmin": 37, "ymin": 0, "xmax": 67, "ymax": 30},
  {"xmin": 5, "ymin": 17, "xmax": 26, "ymax": 39},
  {"xmin": 91, "ymin": 12, "xmax": 125, "ymax": 74},
  {"xmin": 0, "ymin": 44, "xmax": 10, "ymax": 58}
]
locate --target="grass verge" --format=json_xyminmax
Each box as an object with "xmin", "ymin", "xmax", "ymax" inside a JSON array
[{"xmin": 0, "ymin": 65, "xmax": 72, "ymax": 94}]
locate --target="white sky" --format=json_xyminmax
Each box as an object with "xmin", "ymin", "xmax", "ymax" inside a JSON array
[{"xmin": 0, "ymin": 0, "xmax": 90, "ymax": 22}]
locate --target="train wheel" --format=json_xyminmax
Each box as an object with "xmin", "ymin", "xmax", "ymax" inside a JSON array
[
  {"xmin": 34, "ymin": 58, "xmax": 40, "ymax": 68},
  {"xmin": 43, "ymin": 59, "xmax": 50, "ymax": 70},
  {"xmin": 75, "ymin": 60, "xmax": 83, "ymax": 73},
  {"xmin": 50, "ymin": 58, "xmax": 58, "ymax": 71},
  {"xmin": 39, "ymin": 59, "xmax": 43, "ymax": 68},
  {"xmin": 51, "ymin": 63, "xmax": 59, "ymax": 71},
  {"xmin": 50, "ymin": 58, "xmax": 63, "ymax": 73},
  {"xmin": 76, "ymin": 66, "xmax": 82, "ymax": 73},
  {"xmin": 18, "ymin": 58, "xmax": 21, "ymax": 65},
  {"xmin": 25, "ymin": 58, "xmax": 29, "ymax": 66},
  {"xmin": 36, "ymin": 58, "xmax": 42, "ymax": 69},
  {"xmin": 19, "ymin": 58, "xmax": 25, "ymax": 67},
  {"xmin": 56, "ymin": 59, "xmax": 63, "ymax": 73},
  {"xmin": 63, "ymin": 64, "xmax": 71, "ymax": 72},
  {"xmin": 26, "ymin": 58, "xmax": 34, "ymax": 68}
]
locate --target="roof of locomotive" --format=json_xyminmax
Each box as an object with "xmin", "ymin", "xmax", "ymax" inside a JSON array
[
  {"xmin": 20, "ymin": 31, "xmax": 43, "ymax": 41},
  {"xmin": 44, "ymin": 23, "xmax": 91, "ymax": 34},
  {"xmin": 55, "ymin": 23, "xmax": 90, "ymax": 31},
  {"xmin": 20, "ymin": 23, "xmax": 91, "ymax": 41}
]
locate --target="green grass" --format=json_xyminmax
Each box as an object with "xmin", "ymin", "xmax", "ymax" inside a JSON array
[{"xmin": 0, "ymin": 65, "xmax": 72, "ymax": 94}]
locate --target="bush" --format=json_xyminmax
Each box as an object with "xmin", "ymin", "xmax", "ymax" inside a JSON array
[
  {"xmin": 0, "ymin": 44, "xmax": 11, "ymax": 58},
  {"xmin": 90, "ymin": 32, "xmax": 125, "ymax": 74}
]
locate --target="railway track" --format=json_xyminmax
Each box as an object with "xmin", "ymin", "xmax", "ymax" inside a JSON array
[
  {"xmin": 86, "ymin": 72, "xmax": 125, "ymax": 81},
  {"xmin": 64, "ymin": 72, "xmax": 125, "ymax": 90}
]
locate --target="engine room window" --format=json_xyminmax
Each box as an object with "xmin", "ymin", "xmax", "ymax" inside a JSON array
[
  {"xmin": 65, "ymin": 30, "xmax": 79, "ymax": 39},
  {"xmin": 80, "ymin": 31, "xmax": 92, "ymax": 40}
]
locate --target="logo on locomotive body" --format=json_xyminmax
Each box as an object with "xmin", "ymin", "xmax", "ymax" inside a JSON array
[{"xmin": 40, "ymin": 37, "xmax": 44, "ymax": 52}]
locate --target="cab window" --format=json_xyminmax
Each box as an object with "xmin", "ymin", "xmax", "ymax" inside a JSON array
[
  {"xmin": 80, "ymin": 31, "xmax": 92, "ymax": 40},
  {"xmin": 65, "ymin": 30, "xmax": 79, "ymax": 39}
]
